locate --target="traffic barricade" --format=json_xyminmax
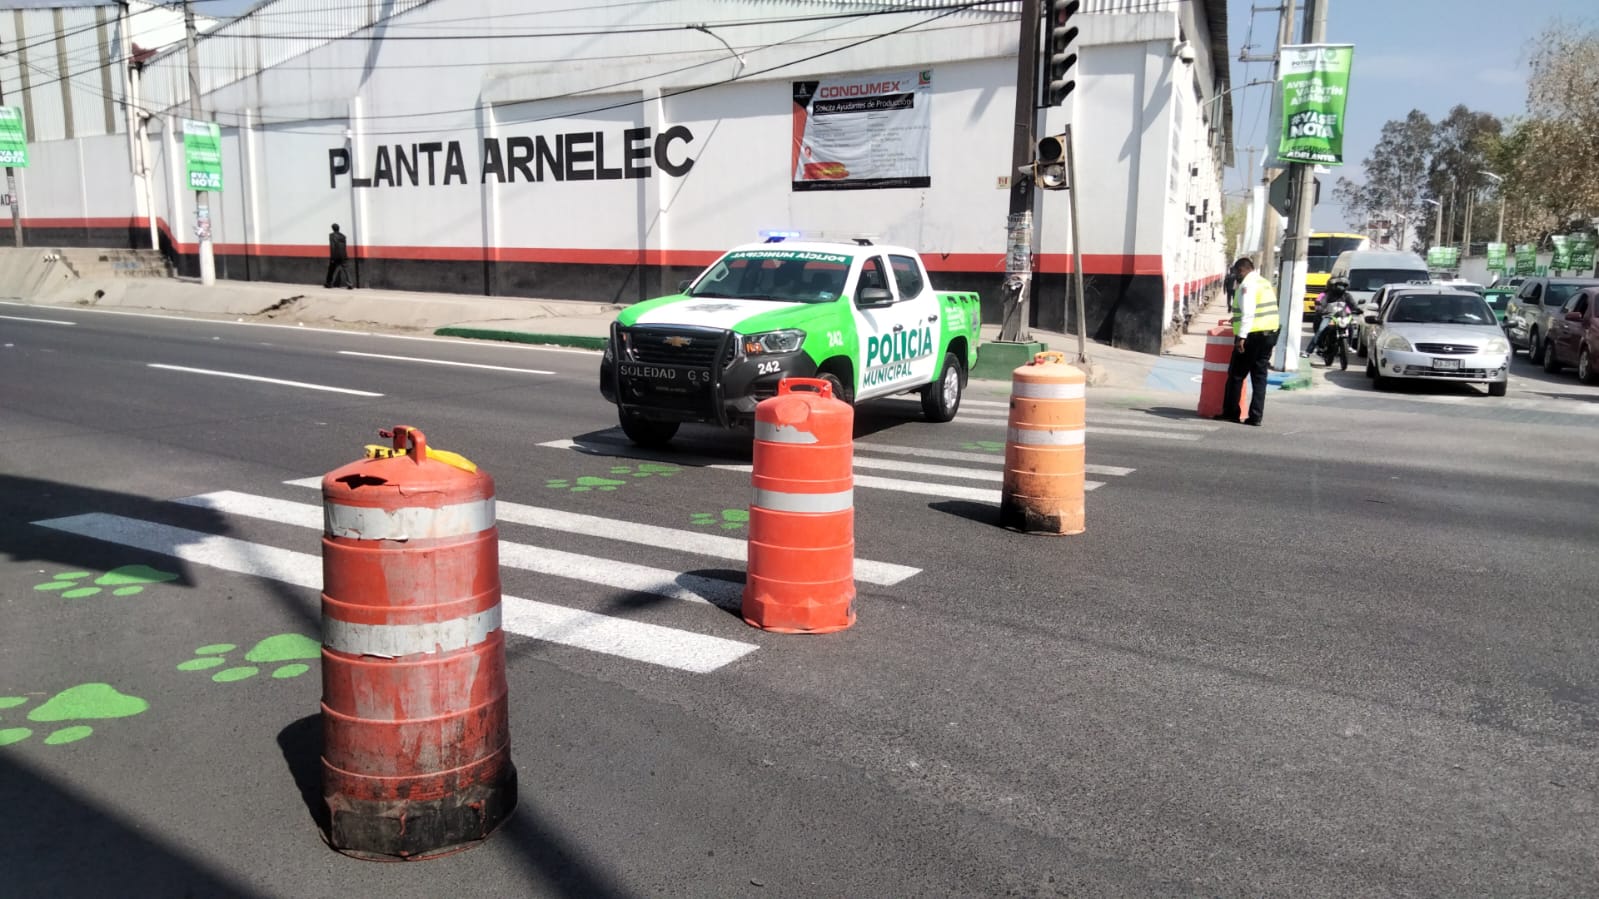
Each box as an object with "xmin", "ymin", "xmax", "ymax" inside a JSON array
[
  {"xmin": 320, "ymin": 426, "xmax": 516, "ymax": 860},
  {"xmin": 742, "ymin": 378, "xmax": 856, "ymax": 633},
  {"xmin": 1000, "ymin": 352, "xmax": 1086, "ymax": 536},
  {"xmin": 1198, "ymin": 319, "xmax": 1246, "ymax": 421}
]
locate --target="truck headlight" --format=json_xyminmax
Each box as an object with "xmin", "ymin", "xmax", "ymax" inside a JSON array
[
  {"xmin": 1381, "ymin": 335, "xmax": 1413, "ymax": 352},
  {"xmin": 1484, "ymin": 337, "xmax": 1510, "ymax": 354},
  {"xmin": 740, "ymin": 329, "xmax": 806, "ymax": 355}
]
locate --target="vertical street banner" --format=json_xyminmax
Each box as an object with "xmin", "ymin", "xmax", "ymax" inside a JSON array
[
  {"xmin": 1485, "ymin": 242, "xmax": 1508, "ymax": 272},
  {"xmin": 792, "ymin": 70, "xmax": 932, "ymax": 191},
  {"xmin": 0, "ymin": 106, "xmax": 28, "ymax": 167},
  {"xmin": 1551, "ymin": 234, "xmax": 1571, "ymax": 272},
  {"xmin": 1514, "ymin": 243, "xmax": 1536, "ymax": 275},
  {"xmin": 1426, "ymin": 246, "xmax": 1459, "ymax": 269},
  {"xmin": 183, "ymin": 119, "xmax": 222, "ymax": 192},
  {"xmin": 1571, "ymin": 234, "xmax": 1596, "ymax": 273},
  {"xmin": 1274, "ymin": 44, "xmax": 1354, "ymax": 166}
]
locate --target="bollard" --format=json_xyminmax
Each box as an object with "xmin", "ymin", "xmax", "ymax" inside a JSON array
[
  {"xmin": 320, "ymin": 425, "xmax": 516, "ymax": 860},
  {"xmin": 742, "ymin": 378, "xmax": 856, "ymax": 633},
  {"xmin": 1198, "ymin": 319, "xmax": 1247, "ymax": 421},
  {"xmin": 1000, "ymin": 352, "xmax": 1086, "ymax": 536}
]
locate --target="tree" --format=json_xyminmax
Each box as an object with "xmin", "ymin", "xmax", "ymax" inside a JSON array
[
  {"xmin": 1334, "ymin": 110, "xmax": 1434, "ymax": 251},
  {"xmin": 1422, "ymin": 105, "xmax": 1500, "ymax": 251}
]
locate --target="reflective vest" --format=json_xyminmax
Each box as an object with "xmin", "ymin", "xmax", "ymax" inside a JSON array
[{"xmin": 1232, "ymin": 272, "xmax": 1280, "ymax": 334}]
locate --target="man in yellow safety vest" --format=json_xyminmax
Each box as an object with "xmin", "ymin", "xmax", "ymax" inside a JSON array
[{"xmin": 1215, "ymin": 256, "xmax": 1280, "ymax": 426}]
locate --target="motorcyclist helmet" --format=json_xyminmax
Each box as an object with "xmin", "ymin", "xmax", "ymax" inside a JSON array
[{"xmin": 1328, "ymin": 277, "xmax": 1350, "ymax": 293}]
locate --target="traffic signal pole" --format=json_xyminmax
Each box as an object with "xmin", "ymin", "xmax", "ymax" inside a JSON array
[
  {"xmin": 1271, "ymin": 0, "xmax": 1325, "ymax": 372},
  {"xmin": 998, "ymin": 0, "xmax": 1042, "ymax": 343}
]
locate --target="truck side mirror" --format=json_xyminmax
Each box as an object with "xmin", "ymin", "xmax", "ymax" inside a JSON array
[{"xmin": 856, "ymin": 287, "xmax": 894, "ymax": 308}]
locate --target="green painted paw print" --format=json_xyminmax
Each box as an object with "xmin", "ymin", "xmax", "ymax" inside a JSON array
[
  {"xmin": 0, "ymin": 683, "xmax": 149, "ymax": 747},
  {"xmin": 34, "ymin": 564, "xmax": 179, "ymax": 598},
  {"xmin": 962, "ymin": 440, "xmax": 1005, "ymax": 453},
  {"xmin": 691, "ymin": 510, "xmax": 749, "ymax": 530},
  {"xmin": 178, "ymin": 633, "xmax": 320, "ymax": 683},
  {"xmin": 612, "ymin": 462, "xmax": 680, "ymax": 479},
  {"xmin": 546, "ymin": 475, "xmax": 627, "ymax": 493}
]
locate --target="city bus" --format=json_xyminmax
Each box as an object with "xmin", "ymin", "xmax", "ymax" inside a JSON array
[{"xmin": 1285, "ymin": 232, "xmax": 1370, "ymax": 312}]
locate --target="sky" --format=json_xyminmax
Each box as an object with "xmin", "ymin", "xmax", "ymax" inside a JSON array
[{"xmin": 1224, "ymin": 0, "xmax": 1599, "ymax": 231}]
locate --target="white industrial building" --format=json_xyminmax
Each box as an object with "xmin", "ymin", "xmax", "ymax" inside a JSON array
[{"xmin": 2, "ymin": 0, "xmax": 1231, "ymax": 353}]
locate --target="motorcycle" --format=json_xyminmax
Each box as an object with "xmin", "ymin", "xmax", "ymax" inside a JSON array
[{"xmin": 1318, "ymin": 305, "xmax": 1357, "ymax": 370}]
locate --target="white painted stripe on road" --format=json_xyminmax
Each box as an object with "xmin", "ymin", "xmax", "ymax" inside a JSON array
[
  {"xmin": 324, "ymin": 607, "xmax": 502, "ymax": 658},
  {"xmin": 848, "ymin": 455, "xmax": 1104, "ymax": 491},
  {"xmin": 337, "ymin": 350, "xmax": 554, "ymax": 375},
  {"xmin": 754, "ymin": 420, "xmax": 818, "ymax": 444},
  {"xmin": 852, "ymin": 441, "xmax": 1134, "ymax": 477},
  {"xmin": 147, "ymin": 363, "xmax": 384, "ymax": 397},
  {"xmin": 1008, "ymin": 426, "xmax": 1086, "ymax": 447},
  {"xmin": 33, "ymin": 512, "xmax": 755, "ymax": 673},
  {"xmin": 852, "ymin": 473, "xmax": 1008, "ymax": 502},
  {"xmin": 269, "ymin": 485, "xmax": 919, "ymax": 586},
  {"xmin": 0, "ymin": 313, "xmax": 76, "ymax": 326},
  {"xmin": 325, "ymin": 497, "xmax": 495, "ymax": 540},
  {"xmin": 1080, "ymin": 408, "xmax": 1218, "ymax": 430},
  {"xmin": 1086, "ymin": 426, "xmax": 1203, "ymax": 441},
  {"xmin": 961, "ymin": 399, "xmax": 1011, "ymax": 409},
  {"xmin": 1011, "ymin": 381, "xmax": 1085, "ymax": 400},
  {"xmin": 753, "ymin": 487, "xmax": 853, "ymax": 514}
]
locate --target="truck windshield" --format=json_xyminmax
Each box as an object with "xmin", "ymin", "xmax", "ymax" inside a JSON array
[
  {"xmin": 1349, "ymin": 269, "xmax": 1428, "ymax": 292},
  {"xmin": 690, "ymin": 250, "xmax": 851, "ymax": 304}
]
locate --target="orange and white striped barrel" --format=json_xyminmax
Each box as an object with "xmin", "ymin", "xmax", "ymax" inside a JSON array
[
  {"xmin": 742, "ymin": 378, "xmax": 856, "ymax": 633},
  {"xmin": 319, "ymin": 426, "xmax": 516, "ymax": 860},
  {"xmin": 1000, "ymin": 352, "xmax": 1086, "ymax": 535},
  {"xmin": 1197, "ymin": 319, "xmax": 1246, "ymax": 420}
]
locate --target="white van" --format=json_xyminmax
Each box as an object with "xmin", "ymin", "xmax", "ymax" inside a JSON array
[{"xmin": 1327, "ymin": 250, "xmax": 1431, "ymax": 309}]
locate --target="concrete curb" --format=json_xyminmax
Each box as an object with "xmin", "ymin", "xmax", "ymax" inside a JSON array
[{"xmin": 434, "ymin": 327, "xmax": 606, "ymax": 350}]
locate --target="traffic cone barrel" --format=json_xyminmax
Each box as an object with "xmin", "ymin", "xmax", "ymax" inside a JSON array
[
  {"xmin": 742, "ymin": 378, "xmax": 856, "ymax": 633},
  {"xmin": 1198, "ymin": 320, "xmax": 1246, "ymax": 421},
  {"xmin": 1000, "ymin": 352, "xmax": 1087, "ymax": 536},
  {"xmin": 319, "ymin": 426, "xmax": 515, "ymax": 860}
]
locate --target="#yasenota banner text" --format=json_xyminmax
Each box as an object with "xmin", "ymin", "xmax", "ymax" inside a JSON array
[{"xmin": 1276, "ymin": 44, "xmax": 1354, "ymax": 167}]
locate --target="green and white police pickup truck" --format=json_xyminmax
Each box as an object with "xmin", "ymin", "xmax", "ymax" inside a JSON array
[{"xmin": 600, "ymin": 239, "xmax": 982, "ymax": 446}]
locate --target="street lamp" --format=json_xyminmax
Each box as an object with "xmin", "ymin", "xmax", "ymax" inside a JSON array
[
  {"xmin": 1421, "ymin": 198, "xmax": 1442, "ymax": 250},
  {"xmin": 1479, "ymin": 170, "xmax": 1504, "ymax": 244}
]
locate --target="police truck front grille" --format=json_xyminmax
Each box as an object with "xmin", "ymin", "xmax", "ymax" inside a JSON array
[
  {"xmin": 1415, "ymin": 343, "xmax": 1478, "ymax": 355},
  {"xmin": 624, "ymin": 327, "xmax": 728, "ymax": 366}
]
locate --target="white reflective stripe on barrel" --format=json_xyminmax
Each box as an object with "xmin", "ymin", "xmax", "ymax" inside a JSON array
[
  {"xmin": 1207, "ymin": 335, "xmax": 1235, "ymax": 345},
  {"xmin": 1011, "ymin": 381, "xmax": 1086, "ymax": 400},
  {"xmin": 323, "ymin": 606, "xmax": 502, "ymax": 658},
  {"xmin": 324, "ymin": 497, "xmax": 495, "ymax": 540},
  {"xmin": 1203, "ymin": 361, "xmax": 1230, "ymax": 373},
  {"xmin": 754, "ymin": 420, "xmax": 819, "ymax": 444},
  {"xmin": 752, "ymin": 488, "xmax": 853, "ymax": 513},
  {"xmin": 1007, "ymin": 426, "xmax": 1085, "ymax": 447}
]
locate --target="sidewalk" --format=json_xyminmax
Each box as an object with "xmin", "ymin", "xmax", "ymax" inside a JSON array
[{"xmin": 3, "ymin": 257, "xmax": 1306, "ymax": 393}]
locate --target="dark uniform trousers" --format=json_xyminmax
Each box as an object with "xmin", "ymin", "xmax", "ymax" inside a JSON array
[{"xmin": 1222, "ymin": 329, "xmax": 1279, "ymax": 424}]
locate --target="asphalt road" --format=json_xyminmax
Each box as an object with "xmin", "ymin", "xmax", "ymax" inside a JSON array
[{"xmin": 2, "ymin": 305, "xmax": 1596, "ymax": 897}]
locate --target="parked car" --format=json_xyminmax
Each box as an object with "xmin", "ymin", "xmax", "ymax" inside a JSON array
[
  {"xmin": 1539, "ymin": 286, "xmax": 1599, "ymax": 382},
  {"xmin": 1364, "ymin": 290, "xmax": 1510, "ymax": 396},
  {"xmin": 1505, "ymin": 277, "xmax": 1599, "ymax": 362},
  {"xmin": 1481, "ymin": 287, "xmax": 1516, "ymax": 325},
  {"xmin": 1355, "ymin": 283, "xmax": 1458, "ymax": 356}
]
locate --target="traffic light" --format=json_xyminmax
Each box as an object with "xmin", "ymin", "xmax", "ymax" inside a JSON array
[
  {"xmin": 1034, "ymin": 134, "xmax": 1068, "ymax": 190},
  {"xmin": 1043, "ymin": 0, "xmax": 1080, "ymax": 107}
]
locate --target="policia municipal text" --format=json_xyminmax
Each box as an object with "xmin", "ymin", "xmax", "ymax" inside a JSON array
[{"xmin": 1214, "ymin": 257, "xmax": 1280, "ymax": 426}]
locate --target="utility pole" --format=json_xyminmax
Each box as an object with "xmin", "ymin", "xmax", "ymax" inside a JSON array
[
  {"xmin": 1257, "ymin": 0, "xmax": 1296, "ymax": 276},
  {"xmin": 1270, "ymin": 0, "xmax": 1323, "ymax": 372},
  {"xmin": 183, "ymin": 0, "xmax": 215, "ymax": 285},
  {"xmin": 998, "ymin": 0, "xmax": 1041, "ymax": 343},
  {"xmin": 0, "ymin": 51, "xmax": 21, "ymax": 248}
]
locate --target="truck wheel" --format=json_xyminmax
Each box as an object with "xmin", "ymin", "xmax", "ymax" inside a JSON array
[
  {"xmin": 619, "ymin": 410, "xmax": 678, "ymax": 447},
  {"xmin": 816, "ymin": 369, "xmax": 853, "ymax": 405},
  {"xmin": 921, "ymin": 351, "xmax": 964, "ymax": 422}
]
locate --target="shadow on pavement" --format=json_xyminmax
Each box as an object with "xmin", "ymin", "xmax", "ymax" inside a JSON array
[
  {"xmin": 0, "ymin": 752, "xmax": 268, "ymax": 896},
  {"xmin": 930, "ymin": 499, "xmax": 1000, "ymax": 526},
  {"xmin": 277, "ymin": 714, "xmax": 331, "ymax": 836}
]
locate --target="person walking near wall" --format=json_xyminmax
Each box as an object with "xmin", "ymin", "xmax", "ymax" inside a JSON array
[
  {"xmin": 325, "ymin": 223, "xmax": 354, "ymax": 289},
  {"xmin": 1214, "ymin": 256, "xmax": 1279, "ymax": 426}
]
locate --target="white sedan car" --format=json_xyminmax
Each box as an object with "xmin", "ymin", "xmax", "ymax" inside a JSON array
[{"xmin": 1365, "ymin": 291, "xmax": 1511, "ymax": 396}]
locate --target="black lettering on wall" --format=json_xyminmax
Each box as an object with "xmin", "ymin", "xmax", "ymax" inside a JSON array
[
  {"xmin": 443, "ymin": 141, "xmax": 468, "ymax": 185},
  {"xmin": 328, "ymin": 148, "xmax": 350, "ymax": 189},
  {"xmin": 480, "ymin": 138, "xmax": 505, "ymax": 183},
  {"xmin": 373, "ymin": 145, "xmax": 394, "ymax": 187},
  {"xmin": 565, "ymin": 132, "xmax": 596, "ymax": 182},
  {"xmin": 623, "ymin": 127, "xmax": 652, "ymax": 179},
  {"xmin": 655, "ymin": 125, "xmax": 695, "ymax": 177},
  {"xmin": 594, "ymin": 131, "xmax": 624, "ymax": 181},
  {"xmin": 417, "ymin": 142, "xmax": 443, "ymax": 185},
  {"xmin": 394, "ymin": 144, "xmax": 419, "ymax": 186},
  {"xmin": 506, "ymin": 136, "xmax": 536, "ymax": 183},
  {"xmin": 535, "ymin": 134, "xmax": 562, "ymax": 182}
]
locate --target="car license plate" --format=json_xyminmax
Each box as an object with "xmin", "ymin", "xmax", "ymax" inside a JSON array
[
  {"xmin": 619, "ymin": 362, "xmax": 711, "ymax": 385},
  {"xmin": 1432, "ymin": 358, "xmax": 1462, "ymax": 370}
]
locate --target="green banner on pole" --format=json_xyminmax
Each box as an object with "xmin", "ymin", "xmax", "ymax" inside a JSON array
[
  {"xmin": 183, "ymin": 119, "xmax": 222, "ymax": 192},
  {"xmin": 1571, "ymin": 234, "xmax": 1596, "ymax": 272},
  {"xmin": 1514, "ymin": 244, "xmax": 1536, "ymax": 275},
  {"xmin": 0, "ymin": 106, "xmax": 28, "ymax": 168},
  {"xmin": 1551, "ymin": 235, "xmax": 1572, "ymax": 272},
  {"xmin": 1275, "ymin": 44, "xmax": 1354, "ymax": 166},
  {"xmin": 1486, "ymin": 242, "xmax": 1508, "ymax": 272},
  {"xmin": 1426, "ymin": 246, "xmax": 1459, "ymax": 269}
]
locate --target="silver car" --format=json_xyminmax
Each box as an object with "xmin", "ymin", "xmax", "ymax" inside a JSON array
[{"xmin": 1365, "ymin": 291, "xmax": 1511, "ymax": 396}]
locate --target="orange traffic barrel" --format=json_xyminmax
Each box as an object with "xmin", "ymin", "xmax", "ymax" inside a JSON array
[
  {"xmin": 1197, "ymin": 319, "xmax": 1246, "ymax": 420},
  {"xmin": 742, "ymin": 378, "xmax": 856, "ymax": 633},
  {"xmin": 320, "ymin": 426, "xmax": 515, "ymax": 860},
  {"xmin": 1000, "ymin": 352, "xmax": 1086, "ymax": 535}
]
